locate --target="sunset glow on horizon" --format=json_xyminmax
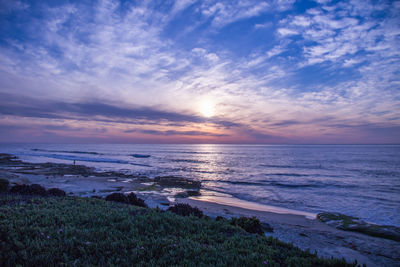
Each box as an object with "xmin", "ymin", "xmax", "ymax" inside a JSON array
[{"xmin": 0, "ymin": 0, "xmax": 399, "ymax": 144}]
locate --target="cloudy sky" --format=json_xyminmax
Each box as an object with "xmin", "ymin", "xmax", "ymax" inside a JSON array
[{"xmin": 0, "ymin": 0, "xmax": 399, "ymax": 144}]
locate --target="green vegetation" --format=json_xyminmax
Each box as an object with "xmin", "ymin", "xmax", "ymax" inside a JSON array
[
  {"xmin": 0, "ymin": 178, "xmax": 9, "ymax": 192},
  {"xmin": 0, "ymin": 194, "xmax": 354, "ymax": 266}
]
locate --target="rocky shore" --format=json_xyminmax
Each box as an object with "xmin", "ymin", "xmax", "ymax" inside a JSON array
[
  {"xmin": 0, "ymin": 153, "xmax": 201, "ymax": 207},
  {"xmin": 1, "ymin": 153, "xmax": 399, "ymax": 266}
]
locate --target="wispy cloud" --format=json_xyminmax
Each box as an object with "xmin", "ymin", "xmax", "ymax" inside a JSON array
[
  {"xmin": 0, "ymin": 0, "xmax": 399, "ymax": 143},
  {"xmin": 124, "ymin": 128, "xmax": 228, "ymax": 137},
  {"xmin": 277, "ymin": 28, "xmax": 298, "ymax": 36},
  {"xmin": 200, "ymin": 1, "xmax": 270, "ymax": 28}
]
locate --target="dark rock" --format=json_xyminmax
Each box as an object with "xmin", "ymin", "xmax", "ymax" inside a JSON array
[
  {"xmin": 0, "ymin": 153, "xmax": 20, "ymax": 164},
  {"xmin": 230, "ymin": 216, "xmax": 264, "ymax": 235},
  {"xmin": 30, "ymin": 184, "xmax": 47, "ymax": 196},
  {"xmin": 0, "ymin": 178, "xmax": 9, "ymax": 192},
  {"xmin": 91, "ymin": 195, "xmax": 103, "ymax": 199},
  {"xmin": 175, "ymin": 192, "xmax": 189, "ymax": 198},
  {"xmin": 187, "ymin": 190, "xmax": 201, "ymax": 196},
  {"xmin": 127, "ymin": 192, "xmax": 147, "ymax": 208},
  {"xmin": 105, "ymin": 193, "xmax": 129, "ymax": 204},
  {"xmin": 167, "ymin": 203, "xmax": 203, "ymax": 218},
  {"xmin": 38, "ymin": 162, "xmax": 96, "ymax": 177},
  {"xmin": 154, "ymin": 176, "xmax": 201, "ymax": 189},
  {"xmin": 10, "ymin": 184, "xmax": 47, "ymax": 196},
  {"xmin": 174, "ymin": 189, "xmax": 200, "ymax": 198},
  {"xmin": 47, "ymin": 188, "xmax": 66, "ymax": 197},
  {"xmin": 10, "ymin": 184, "xmax": 29, "ymax": 194}
]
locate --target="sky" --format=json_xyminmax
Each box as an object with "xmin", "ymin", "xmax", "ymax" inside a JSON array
[{"xmin": 0, "ymin": 0, "xmax": 399, "ymax": 144}]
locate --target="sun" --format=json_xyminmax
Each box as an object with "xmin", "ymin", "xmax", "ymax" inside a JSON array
[{"xmin": 200, "ymin": 101, "xmax": 215, "ymax": 118}]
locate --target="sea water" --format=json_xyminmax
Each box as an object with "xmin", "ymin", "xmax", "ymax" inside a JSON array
[{"xmin": 1, "ymin": 143, "xmax": 399, "ymax": 226}]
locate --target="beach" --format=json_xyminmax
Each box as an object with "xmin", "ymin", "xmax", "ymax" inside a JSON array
[
  {"xmin": 2, "ymin": 0, "xmax": 399, "ymax": 265},
  {"xmin": 1, "ymin": 153, "xmax": 399, "ymax": 266}
]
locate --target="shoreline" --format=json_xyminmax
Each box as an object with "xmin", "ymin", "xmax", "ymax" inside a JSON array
[
  {"xmin": 174, "ymin": 198, "xmax": 400, "ymax": 266},
  {"xmin": 0, "ymin": 152, "xmax": 318, "ymax": 218},
  {"xmin": 1, "ymin": 153, "xmax": 399, "ymax": 265}
]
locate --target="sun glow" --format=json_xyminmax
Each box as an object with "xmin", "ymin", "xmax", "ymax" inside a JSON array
[{"xmin": 200, "ymin": 101, "xmax": 215, "ymax": 118}]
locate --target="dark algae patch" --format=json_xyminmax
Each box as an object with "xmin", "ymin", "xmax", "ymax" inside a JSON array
[
  {"xmin": 318, "ymin": 212, "xmax": 400, "ymax": 242},
  {"xmin": 0, "ymin": 194, "xmax": 354, "ymax": 266},
  {"xmin": 154, "ymin": 175, "xmax": 201, "ymax": 189}
]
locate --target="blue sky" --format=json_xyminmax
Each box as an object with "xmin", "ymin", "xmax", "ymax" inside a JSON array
[{"xmin": 0, "ymin": 0, "xmax": 399, "ymax": 143}]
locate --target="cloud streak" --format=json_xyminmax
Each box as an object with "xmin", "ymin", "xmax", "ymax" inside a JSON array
[
  {"xmin": 0, "ymin": 93, "xmax": 239, "ymax": 126},
  {"xmin": 0, "ymin": 0, "xmax": 399, "ymax": 144}
]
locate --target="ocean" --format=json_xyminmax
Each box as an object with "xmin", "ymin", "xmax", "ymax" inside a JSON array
[{"xmin": 1, "ymin": 143, "xmax": 399, "ymax": 227}]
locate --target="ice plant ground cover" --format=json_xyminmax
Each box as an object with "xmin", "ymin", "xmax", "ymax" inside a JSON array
[{"xmin": 0, "ymin": 194, "xmax": 354, "ymax": 266}]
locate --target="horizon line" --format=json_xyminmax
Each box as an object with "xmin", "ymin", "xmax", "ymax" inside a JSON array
[{"xmin": 1, "ymin": 142, "xmax": 399, "ymax": 146}]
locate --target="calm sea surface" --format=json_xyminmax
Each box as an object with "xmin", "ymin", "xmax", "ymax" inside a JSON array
[{"xmin": 1, "ymin": 144, "xmax": 399, "ymax": 226}]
